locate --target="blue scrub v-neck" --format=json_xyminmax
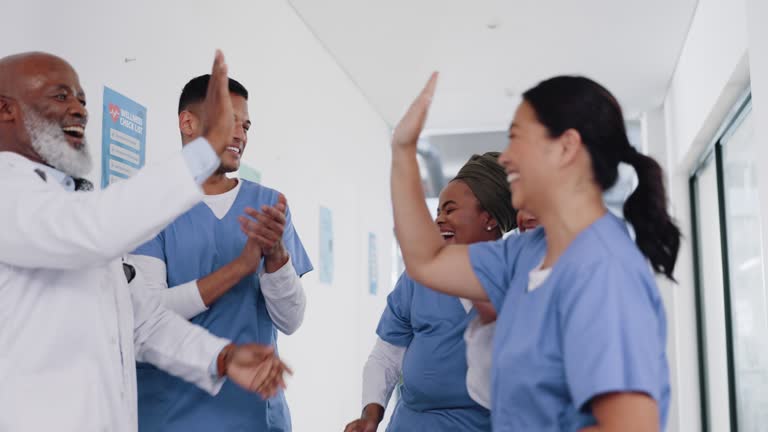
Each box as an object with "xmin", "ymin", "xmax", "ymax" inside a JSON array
[{"xmin": 133, "ymin": 180, "xmax": 312, "ymax": 432}]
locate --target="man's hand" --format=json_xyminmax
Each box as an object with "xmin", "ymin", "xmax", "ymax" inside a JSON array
[
  {"xmin": 219, "ymin": 343, "xmax": 293, "ymax": 399},
  {"xmin": 201, "ymin": 50, "xmax": 235, "ymax": 155},
  {"xmin": 238, "ymin": 194, "xmax": 290, "ymax": 273},
  {"xmin": 344, "ymin": 403, "xmax": 384, "ymax": 432},
  {"xmin": 391, "ymin": 72, "xmax": 438, "ymax": 152},
  {"xmin": 234, "ymin": 237, "xmax": 263, "ymax": 275}
]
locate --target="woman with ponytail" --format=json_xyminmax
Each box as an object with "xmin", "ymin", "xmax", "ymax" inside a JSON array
[{"xmin": 388, "ymin": 73, "xmax": 679, "ymax": 432}]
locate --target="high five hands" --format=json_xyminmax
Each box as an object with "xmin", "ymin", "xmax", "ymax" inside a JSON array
[
  {"xmin": 391, "ymin": 72, "xmax": 439, "ymax": 151},
  {"xmin": 201, "ymin": 50, "xmax": 235, "ymax": 156}
]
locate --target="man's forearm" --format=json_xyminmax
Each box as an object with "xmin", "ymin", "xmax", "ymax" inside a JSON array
[
  {"xmin": 198, "ymin": 258, "xmax": 253, "ymax": 306},
  {"xmin": 131, "ymin": 280, "xmax": 230, "ymax": 395},
  {"xmin": 0, "ymin": 139, "xmax": 216, "ymax": 270}
]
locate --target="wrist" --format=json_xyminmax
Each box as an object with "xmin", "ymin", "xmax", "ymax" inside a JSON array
[
  {"xmin": 203, "ymin": 132, "xmax": 227, "ymax": 155},
  {"xmin": 392, "ymin": 146, "xmax": 417, "ymax": 159},
  {"xmin": 216, "ymin": 343, "xmax": 236, "ymax": 378},
  {"xmin": 361, "ymin": 403, "xmax": 384, "ymax": 423},
  {"xmin": 264, "ymin": 245, "xmax": 289, "ymax": 273}
]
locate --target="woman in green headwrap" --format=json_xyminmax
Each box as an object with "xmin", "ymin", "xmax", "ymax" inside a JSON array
[{"xmin": 344, "ymin": 152, "xmax": 516, "ymax": 432}]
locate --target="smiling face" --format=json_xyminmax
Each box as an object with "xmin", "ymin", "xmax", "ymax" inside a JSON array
[
  {"xmin": 498, "ymin": 101, "xmax": 564, "ymax": 216},
  {"xmin": 435, "ymin": 180, "xmax": 499, "ymax": 245},
  {"xmin": 0, "ymin": 53, "xmax": 92, "ymax": 176},
  {"xmin": 180, "ymin": 93, "xmax": 250, "ymax": 174}
]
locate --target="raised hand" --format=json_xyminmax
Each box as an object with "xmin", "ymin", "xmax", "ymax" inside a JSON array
[
  {"xmin": 391, "ymin": 72, "xmax": 438, "ymax": 151},
  {"xmin": 201, "ymin": 50, "xmax": 235, "ymax": 155}
]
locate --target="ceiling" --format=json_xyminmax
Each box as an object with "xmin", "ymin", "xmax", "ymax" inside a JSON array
[
  {"xmin": 428, "ymin": 131, "xmax": 507, "ymax": 179},
  {"xmin": 287, "ymin": 0, "xmax": 699, "ymax": 133}
]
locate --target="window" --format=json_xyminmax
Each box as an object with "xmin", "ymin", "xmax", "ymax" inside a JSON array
[
  {"xmin": 721, "ymin": 109, "xmax": 768, "ymax": 431},
  {"xmin": 691, "ymin": 148, "xmax": 733, "ymax": 432},
  {"xmin": 691, "ymin": 95, "xmax": 768, "ymax": 432}
]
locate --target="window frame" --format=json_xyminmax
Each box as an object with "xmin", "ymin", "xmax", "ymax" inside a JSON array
[{"xmin": 689, "ymin": 91, "xmax": 753, "ymax": 432}]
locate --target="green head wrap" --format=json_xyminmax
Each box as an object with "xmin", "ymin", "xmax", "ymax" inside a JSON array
[{"xmin": 452, "ymin": 152, "xmax": 517, "ymax": 233}]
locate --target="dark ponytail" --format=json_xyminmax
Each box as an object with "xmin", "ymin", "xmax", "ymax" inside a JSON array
[
  {"xmin": 523, "ymin": 76, "xmax": 681, "ymax": 280},
  {"xmin": 621, "ymin": 147, "xmax": 681, "ymax": 280}
]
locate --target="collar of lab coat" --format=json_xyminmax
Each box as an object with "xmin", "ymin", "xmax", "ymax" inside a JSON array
[{"xmin": 0, "ymin": 151, "xmax": 75, "ymax": 191}]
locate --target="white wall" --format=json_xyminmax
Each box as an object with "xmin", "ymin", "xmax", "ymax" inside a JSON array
[
  {"xmin": 642, "ymin": 106, "xmax": 685, "ymax": 432},
  {"xmin": 649, "ymin": 0, "xmax": 748, "ymax": 427},
  {"xmin": 663, "ymin": 0, "xmax": 749, "ymax": 169},
  {"xmin": 654, "ymin": 0, "xmax": 767, "ymax": 430},
  {"xmin": 2, "ymin": 1, "xmax": 395, "ymax": 430}
]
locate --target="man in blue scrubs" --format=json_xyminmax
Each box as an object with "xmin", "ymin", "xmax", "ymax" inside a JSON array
[{"xmin": 131, "ymin": 75, "xmax": 313, "ymax": 431}]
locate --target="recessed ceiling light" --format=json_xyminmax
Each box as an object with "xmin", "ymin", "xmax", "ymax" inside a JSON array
[{"xmin": 486, "ymin": 19, "xmax": 501, "ymax": 30}]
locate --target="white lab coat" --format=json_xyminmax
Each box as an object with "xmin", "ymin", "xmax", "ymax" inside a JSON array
[{"xmin": 0, "ymin": 143, "xmax": 230, "ymax": 432}]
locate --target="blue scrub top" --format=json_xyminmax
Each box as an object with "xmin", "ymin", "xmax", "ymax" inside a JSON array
[
  {"xmin": 133, "ymin": 180, "xmax": 313, "ymax": 432},
  {"xmin": 468, "ymin": 213, "xmax": 669, "ymax": 431},
  {"xmin": 377, "ymin": 273, "xmax": 491, "ymax": 431}
]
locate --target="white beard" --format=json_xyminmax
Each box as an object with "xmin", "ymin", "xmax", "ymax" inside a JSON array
[{"xmin": 21, "ymin": 104, "xmax": 92, "ymax": 178}]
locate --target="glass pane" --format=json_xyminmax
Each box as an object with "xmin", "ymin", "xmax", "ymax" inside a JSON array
[
  {"xmin": 722, "ymin": 110, "xmax": 768, "ymax": 431},
  {"xmin": 695, "ymin": 158, "xmax": 733, "ymax": 431}
]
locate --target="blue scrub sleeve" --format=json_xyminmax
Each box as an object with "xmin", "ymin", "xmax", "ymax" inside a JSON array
[
  {"xmin": 132, "ymin": 231, "xmax": 166, "ymax": 260},
  {"xmin": 282, "ymin": 206, "xmax": 313, "ymax": 277},
  {"xmin": 559, "ymin": 262, "xmax": 664, "ymax": 412},
  {"xmin": 375, "ymin": 273, "xmax": 415, "ymax": 347},
  {"xmin": 467, "ymin": 236, "xmax": 518, "ymax": 312}
]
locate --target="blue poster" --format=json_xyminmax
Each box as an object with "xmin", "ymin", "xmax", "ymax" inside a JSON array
[
  {"xmin": 368, "ymin": 232, "xmax": 378, "ymax": 295},
  {"xmin": 319, "ymin": 206, "xmax": 334, "ymax": 284},
  {"xmin": 101, "ymin": 87, "xmax": 146, "ymax": 189}
]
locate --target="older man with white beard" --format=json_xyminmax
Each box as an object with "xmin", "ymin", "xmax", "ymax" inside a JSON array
[{"xmin": 0, "ymin": 51, "xmax": 291, "ymax": 432}]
